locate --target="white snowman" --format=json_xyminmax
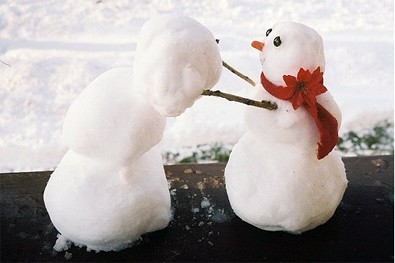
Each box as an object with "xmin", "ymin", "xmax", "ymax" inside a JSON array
[
  {"xmin": 225, "ymin": 21, "xmax": 347, "ymax": 233},
  {"xmin": 43, "ymin": 15, "xmax": 222, "ymax": 252}
]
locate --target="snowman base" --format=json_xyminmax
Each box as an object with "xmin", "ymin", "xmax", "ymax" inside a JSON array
[
  {"xmin": 44, "ymin": 148, "xmax": 172, "ymax": 252},
  {"xmin": 224, "ymin": 132, "xmax": 348, "ymax": 234}
]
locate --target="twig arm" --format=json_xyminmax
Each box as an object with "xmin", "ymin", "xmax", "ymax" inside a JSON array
[
  {"xmin": 202, "ymin": 90, "xmax": 277, "ymax": 110},
  {"xmin": 0, "ymin": 60, "xmax": 11, "ymax": 67},
  {"xmin": 222, "ymin": 61, "xmax": 255, "ymax": 87}
]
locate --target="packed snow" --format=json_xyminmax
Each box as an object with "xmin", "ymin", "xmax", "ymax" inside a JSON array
[
  {"xmin": 225, "ymin": 21, "xmax": 347, "ymax": 233},
  {"xmin": 132, "ymin": 15, "xmax": 222, "ymax": 117},
  {"xmin": 0, "ymin": 0, "xmax": 393, "ymax": 172},
  {"xmin": 43, "ymin": 15, "xmax": 221, "ymax": 251}
]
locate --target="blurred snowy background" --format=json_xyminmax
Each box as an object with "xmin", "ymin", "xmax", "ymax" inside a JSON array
[{"xmin": 0, "ymin": 0, "xmax": 393, "ymax": 172}]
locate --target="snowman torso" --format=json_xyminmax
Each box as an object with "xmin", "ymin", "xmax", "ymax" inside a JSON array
[
  {"xmin": 245, "ymin": 85, "xmax": 319, "ymax": 147},
  {"xmin": 62, "ymin": 67, "xmax": 166, "ymax": 164}
]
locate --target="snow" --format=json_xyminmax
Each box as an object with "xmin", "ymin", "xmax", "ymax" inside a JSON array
[
  {"xmin": 132, "ymin": 15, "xmax": 221, "ymax": 117},
  {"xmin": 224, "ymin": 21, "xmax": 347, "ymax": 233},
  {"xmin": 0, "ymin": 0, "xmax": 393, "ymax": 172},
  {"xmin": 42, "ymin": 15, "xmax": 221, "ymax": 252},
  {"xmin": 53, "ymin": 234, "xmax": 71, "ymax": 252},
  {"xmin": 61, "ymin": 67, "xmax": 166, "ymax": 163},
  {"xmin": 200, "ymin": 197, "xmax": 211, "ymax": 209},
  {"xmin": 64, "ymin": 252, "xmax": 73, "ymax": 261},
  {"xmin": 257, "ymin": 21, "xmax": 326, "ymax": 85}
]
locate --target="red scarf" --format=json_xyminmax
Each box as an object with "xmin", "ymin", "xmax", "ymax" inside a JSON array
[{"xmin": 260, "ymin": 67, "xmax": 338, "ymax": 160}]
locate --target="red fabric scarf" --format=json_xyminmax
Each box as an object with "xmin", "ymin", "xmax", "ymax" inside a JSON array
[{"xmin": 260, "ymin": 67, "xmax": 339, "ymax": 160}]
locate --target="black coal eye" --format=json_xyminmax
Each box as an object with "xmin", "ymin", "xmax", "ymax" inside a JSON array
[
  {"xmin": 273, "ymin": 36, "xmax": 282, "ymax": 47},
  {"xmin": 265, "ymin": 28, "xmax": 272, "ymax": 37}
]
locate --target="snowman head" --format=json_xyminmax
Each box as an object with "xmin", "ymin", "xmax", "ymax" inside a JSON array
[
  {"xmin": 252, "ymin": 21, "xmax": 325, "ymax": 86},
  {"xmin": 133, "ymin": 15, "xmax": 222, "ymax": 117}
]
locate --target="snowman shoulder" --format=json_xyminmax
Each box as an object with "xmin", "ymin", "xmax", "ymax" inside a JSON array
[
  {"xmin": 61, "ymin": 67, "xmax": 137, "ymax": 150},
  {"xmin": 63, "ymin": 68, "xmax": 134, "ymax": 130}
]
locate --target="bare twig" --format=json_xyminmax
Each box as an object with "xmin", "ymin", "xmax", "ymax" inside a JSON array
[
  {"xmin": 202, "ymin": 90, "xmax": 277, "ymax": 110},
  {"xmin": 0, "ymin": 60, "xmax": 11, "ymax": 67},
  {"xmin": 222, "ymin": 60, "xmax": 255, "ymax": 87}
]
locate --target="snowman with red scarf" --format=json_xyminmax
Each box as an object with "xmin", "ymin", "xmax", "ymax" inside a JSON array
[{"xmin": 225, "ymin": 21, "xmax": 347, "ymax": 233}]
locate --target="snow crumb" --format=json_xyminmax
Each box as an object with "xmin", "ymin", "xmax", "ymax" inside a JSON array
[
  {"xmin": 201, "ymin": 197, "xmax": 211, "ymax": 209},
  {"xmin": 64, "ymin": 252, "xmax": 73, "ymax": 261},
  {"xmin": 210, "ymin": 208, "xmax": 229, "ymax": 223},
  {"xmin": 53, "ymin": 234, "xmax": 71, "ymax": 252},
  {"xmin": 191, "ymin": 207, "xmax": 200, "ymax": 213},
  {"xmin": 180, "ymin": 184, "xmax": 189, "ymax": 190}
]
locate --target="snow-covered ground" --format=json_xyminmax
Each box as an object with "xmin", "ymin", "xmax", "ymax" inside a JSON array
[{"xmin": 0, "ymin": 0, "xmax": 393, "ymax": 172}]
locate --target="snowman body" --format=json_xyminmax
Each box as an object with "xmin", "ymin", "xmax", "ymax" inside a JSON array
[
  {"xmin": 225, "ymin": 22, "xmax": 347, "ymax": 233},
  {"xmin": 44, "ymin": 15, "xmax": 222, "ymax": 251},
  {"xmin": 226, "ymin": 86, "xmax": 347, "ymax": 233}
]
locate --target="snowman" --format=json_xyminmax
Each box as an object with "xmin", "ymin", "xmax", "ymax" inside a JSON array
[
  {"xmin": 43, "ymin": 15, "xmax": 222, "ymax": 252},
  {"xmin": 224, "ymin": 21, "xmax": 347, "ymax": 233}
]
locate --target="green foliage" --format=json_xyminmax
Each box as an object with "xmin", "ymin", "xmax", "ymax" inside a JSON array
[
  {"xmin": 162, "ymin": 143, "xmax": 232, "ymax": 164},
  {"xmin": 337, "ymin": 120, "xmax": 394, "ymax": 156},
  {"xmin": 163, "ymin": 120, "xmax": 394, "ymax": 164},
  {"xmin": 178, "ymin": 143, "xmax": 232, "ymax": 163}
]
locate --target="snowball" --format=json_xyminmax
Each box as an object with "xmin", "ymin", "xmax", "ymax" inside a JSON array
[
  {"xmin": 132, "ymin": 15, "xmax": 222, "ymax": 117},
  {"xmin": 44, "ymin": 147, "xmax": 171, "ymax": 252},
  {"xmin": 225, "ymin": 133, "xmax": 347, "ymax": 232}
]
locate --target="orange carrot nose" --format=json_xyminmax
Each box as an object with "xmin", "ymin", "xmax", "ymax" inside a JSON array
[{"xmin": 251, "ymin": 40, "xmax": 264, "ymax": 51}]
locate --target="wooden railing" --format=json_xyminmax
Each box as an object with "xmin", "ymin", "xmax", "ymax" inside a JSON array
[{"xmin": 1, "ymin": 155, "xmax": 393, "ymax": 262}]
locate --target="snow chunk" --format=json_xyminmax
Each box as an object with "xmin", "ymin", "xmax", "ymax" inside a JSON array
[
  {"xmin": 53, "ymin": 234, "xmax": 71, "ymax": 252},
  {"xmin": 210, "ymin": 208, "xmax": 229, "ymax": 223},
  {"xmin": 200, "ymin": 197, "xmax": 211, "ymax": 209},
  {"xmin": 64, "ymin": 252, "xmax": 73, "ymax": 261}
]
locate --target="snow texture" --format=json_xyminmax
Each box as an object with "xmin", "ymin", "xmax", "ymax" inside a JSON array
[
  {"xmin": 53, "ymin": 234, "xmax": 71, "ymax": 252},
  {"xmin": 133, "ymin": 15, "xmax": 221, "ymax": 117},
  {"xmin": 258, "ymin": 21, "xmax": 326, "ymax": 85},
  {"xmin": 225, "ymin": 21, "xmax": 348, "ymax": 233},
  {"xmin": 61, "ymin": 67, "xmax": 166, "ymax": 164},
  {"xmin": 0, "ymin": 0, "xmax": 393, "ymax": 172},
  {"xmin": 43, "ymin": 15, "xmax": 221, "ymax": 252}
]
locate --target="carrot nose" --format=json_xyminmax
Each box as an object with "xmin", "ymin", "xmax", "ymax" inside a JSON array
[{"xmin": 251, "ymin": 40, "xmax": 264, "ymax": 51}]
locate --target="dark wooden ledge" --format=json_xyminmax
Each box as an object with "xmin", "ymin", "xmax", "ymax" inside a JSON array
[{"xmin": 1, "ymin": 155, "xmax": 393, "ymax": 262}]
